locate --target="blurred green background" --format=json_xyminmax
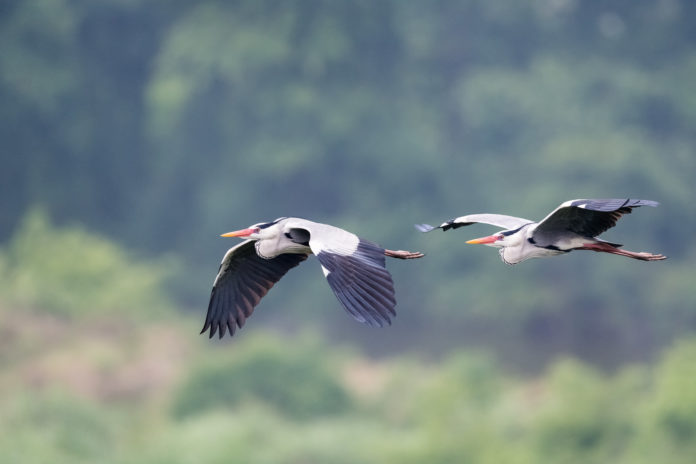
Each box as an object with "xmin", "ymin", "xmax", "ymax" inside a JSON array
[{"xmin": 1, "ymin": 0, "xmax": 695, "ymax": 462}]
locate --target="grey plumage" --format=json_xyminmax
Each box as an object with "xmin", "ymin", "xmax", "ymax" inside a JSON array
[
  {"xmin": 317, "ymin": 239, "xmax": 396, "ymax": 328},
  {"xmin": 202, "ymin": 217, "xmax": 423, "ymax": 339},
  {"xmin": 417, "ymin": 213, "xmax": 533, "ymax": 233},
  {"xmin": 417, "ymin": 198, "xmax": 666, "ymax": 265}
]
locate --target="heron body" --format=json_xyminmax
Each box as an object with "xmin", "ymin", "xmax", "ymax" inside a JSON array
[
  {"xmin": 202, "ymin": 217, "xmax": 423, "ymax": 339},
  {"xmin": 417, "ymin": 198, "xmax": 666, "ymax": 265}
]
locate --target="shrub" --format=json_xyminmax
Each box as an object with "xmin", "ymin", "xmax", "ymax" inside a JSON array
[
  {"xmin": 0, "ymin": 208, "xmax": 175, "ymax": 318},
  {"xmin": 172, "ymin": 335, "xmax": 352, "ymax": 420}
]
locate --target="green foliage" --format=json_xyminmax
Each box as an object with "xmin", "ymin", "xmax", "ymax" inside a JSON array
[
  {"xmin": 1, "ymin": 0, "xmax": 695, "ymax": 363},
  {"xmin": 172, "ymin": 334, "xmax": 352, "ymax": 420},
  {"xmin": 651, "ymin": 339, "xmax": 696, "ymax": 445},
  {"xmin": 0, "ymin": 209, "xmax": 175, "ymax": 318},
  {"xmin": 530, "ymin": 360, "xmax": 638, "ymax": 463},
  {"xmin": 1, "ymin": 309, "xmax": 696, "ymax": 463},
  {"xmin": 138, "ymin": 409, "xmax": 404, "ymax": 464},
  {"xmin": 1, "ymin": 1, "xmax": 696, "ymax": 460},
  {"xmin": 0, "ymin": 392, "xmax": 117, "ymax": 464}
]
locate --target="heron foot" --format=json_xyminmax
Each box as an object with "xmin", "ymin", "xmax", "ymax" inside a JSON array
[{"xmin": 384, "ymin": 249, "xmax": 425, "ymax": 259}]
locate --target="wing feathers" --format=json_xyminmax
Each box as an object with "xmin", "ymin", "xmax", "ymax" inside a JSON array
[
  {"xmin": 341, "ymin": 256, "xmax": 396, "ymax": 296},
  {"xmin": 536, "ymin": 198, "xmax": 659, "ymax": 238},
  {"xmin": 332, "ymin": 283, "xmax": 382, "ymax": 326},
  {"xmin": 202, "ymin": 240, "xmax": 308, "ymax": 339},
  {"xmin": 314, "ymin": 239, "xmax": 398, "ymax": 327},
  {"xmin": 344, "ymin": 265, "xmax": 396, "ymax": 309},
  {"xmin": 568, "ymin": 198, "xmax": 658, "ymax": 211},
  {"xmin": 327, "ymin": 266, "xmax": 395, "ymax": 326},
  {"xmin": 350, "ymin": 267, "xmax": 396, "ymax": 306},
  {"xmin": 414, "ymin": 223, "xmax": 437, "ymax": 233},
  {"xmin": 328, "ymin": 275, "xmax": 393, "ymax": 327},
  {"xmin": 417, "ymin": 214, "xmax": 533, "ymax": 232}
]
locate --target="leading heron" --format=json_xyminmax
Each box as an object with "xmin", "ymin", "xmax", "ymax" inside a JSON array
[{"xmin": 416, "ymin": 198, "xmax": 666, "ymax": 265}]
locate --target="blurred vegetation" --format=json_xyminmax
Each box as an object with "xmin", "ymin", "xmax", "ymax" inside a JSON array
[
  {"xmin": 172, "ymin": 334, "xmax": 352, "ymax": 420},
  {"xmin": 1, "ymin": 0, "xmax": 694, "ymax": 365},
  {"xmin": 0, "ymin": 209, "xmax": 175, "ymax": 318},
  {"xmin": 1, "ymin": 0, "xmax": 695, "ymax": 462},
  {"xmin": 2, "ymin": 293, "xmax": 696, "ymax": 462}
]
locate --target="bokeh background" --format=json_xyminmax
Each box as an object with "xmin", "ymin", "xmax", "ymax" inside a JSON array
[{"xmin": 1, "ymin": 1, "xmax": 695, "ymax": 462}]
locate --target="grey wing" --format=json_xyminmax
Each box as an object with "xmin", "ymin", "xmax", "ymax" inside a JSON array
[
  {"xmin": 201, "ymin": 240, "xmax": 308, "ymax": 339},
  {"xmin": 302, "ymin": 222, "xmax": 397, "ymax": 327},
  {"xmin": 416, "ymin": 213, "xmax": 533, "ymax": 232},
  {"xmin": 534, "ymin": 198, "xmax": 659, "ymax": 238}
]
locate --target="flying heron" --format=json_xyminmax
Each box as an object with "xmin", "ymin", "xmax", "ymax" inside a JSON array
[
  {"xmin": 202, "ymin": 217, "xmax": 423, "ymax": 338},
  {"xmin": 416, "ymin": 198, "xmax": 666, "ymax": 265}
]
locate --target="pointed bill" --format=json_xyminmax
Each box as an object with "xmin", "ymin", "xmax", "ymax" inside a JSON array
[
  {"xmin": 221, "ymin": 228, "xmax": 256, "ymax": 238},
  {"xmin": 466, "ymin": 235, "xmax": 500, "ymax": 245}
]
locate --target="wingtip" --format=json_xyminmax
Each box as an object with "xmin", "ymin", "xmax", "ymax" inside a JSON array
[
  {"xmin": 361, "ymin": 315, "xmax": 393, "ymax": 328},
  {"xmin": 414, "ymin": 223, "xmax": 436, "ymax": 233},
  {"xmin": 200, "ymin": 321, "xmax": 210, "ymax": 336},
  {"xmin": 624, "ymin": 198, "xmax": 660, "ymax": 208},
  {"xmin": 201, "ymin": 325, "xmax": 232, "ymax": 340}
]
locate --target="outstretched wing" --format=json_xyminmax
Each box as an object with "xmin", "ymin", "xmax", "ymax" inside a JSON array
[
  {"xmin": 416, "ymin": 213, "xmax": 533, "ymax": 233},
  {"xmin": 534, "ymin": 198, "xmax": 659, "ymax": 239},
  {"xmin": 297, "ymin": 221, "xmax": 397, "ymax": 328},
  {"xmin": 201, "ymin": 240, "xmax": 308, "ymax": 339}
]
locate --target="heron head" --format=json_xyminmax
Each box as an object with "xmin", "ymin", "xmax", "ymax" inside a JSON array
[
  {"xmin": 466, "ymin": 232, "xmax": 505, "ymax": 248},
  {"xmin": 466, "ymin": 227, "xmax": 523, "ymax": 248},
  {"xmin": 221, "ymin": 218, "xmax": 286, "ymax": 240}
]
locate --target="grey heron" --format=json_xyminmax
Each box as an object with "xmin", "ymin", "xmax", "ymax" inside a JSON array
[
  {"xmin": 202, "ymin": 217, "xmax": 424, "ymax": 338},
  {"xmin": 416, "ymin": 198, "xmax": 666, "ymax": 265}
]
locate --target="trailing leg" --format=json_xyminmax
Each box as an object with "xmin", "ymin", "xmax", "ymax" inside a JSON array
[
  {"xmin": 384, "ymin": 249, "xmax": 424, "ymax": 259},
  {"xmin": 580, "ymin": 242, "xmax": 666, "ymax": 261}
]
